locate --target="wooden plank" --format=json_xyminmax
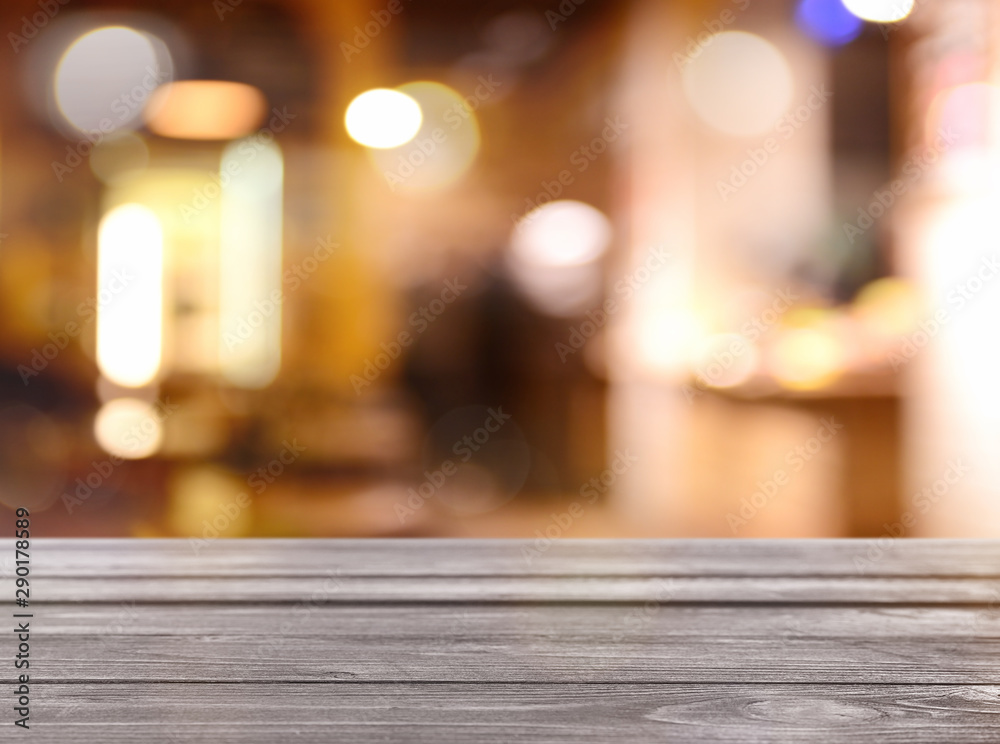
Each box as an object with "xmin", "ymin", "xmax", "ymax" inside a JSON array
[
  {"xmin": 26, "ymin": 683, "xmax": 1000, "ymax": 743},
  {"xmin": 18, "ymin": 604, "xmax": 1000, "ymax": 684},
  {"xmin": 25, "ymin": 574, "xmax": 1000, "ymax": 603},
  {"xmin": 15, "ymin": 538, "xmax": 1000, "ymax": 578}
]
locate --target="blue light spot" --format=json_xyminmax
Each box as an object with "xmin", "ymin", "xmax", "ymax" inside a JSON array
[{"xmin": 796, "ymin": 0, "xmax": 865, "ymax": 47}]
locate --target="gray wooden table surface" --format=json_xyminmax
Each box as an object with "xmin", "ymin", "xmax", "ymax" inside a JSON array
[{"xmin": 7, "ymin": 538, "xmax": 1000, "ymax": 742}]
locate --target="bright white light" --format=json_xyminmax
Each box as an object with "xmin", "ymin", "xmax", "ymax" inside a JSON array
[
  {"xmin": 512, "ymin": 200, "xmax": 612, "ymax": 268},
  {"xmin": 218, "ymin": 139, "xmax": 283, "ymax": 388},
  {"xmin": 55, "ymin": 26, "xmax": 170, "ymax": 134},
  {"xmin": 507, "ymin": 200, "xmax": 612, "ymax": 317},
  {"xmin": 682, "ymin": 31, "xmax": 793, "ymax": 138},
  {"xmin": 345, "ymin": 89, "xmax": 422, "ymax": 148},
  {"xmin": 97, "ymin": 204, "xmax": 164, "ymax": 387},
  {"xmin": 842, "ymin": 0, "xmax": 914, "ymax": 23},
  {"xmin": 94, "ymin": 397, "xmax": 163, "ymax": 459},
  {"xmin": 634, "ymin": 307, "xmax": 703, "ymax": 377}
]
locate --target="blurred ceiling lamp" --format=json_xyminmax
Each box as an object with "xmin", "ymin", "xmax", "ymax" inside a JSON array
[
  {"xmin": 218, "ymin": 138, "xmax": 283, "ymax": 388},
  {"xmin": 97, "ymin": 204, "xmax": 164, "ymax": 388},
  {"xmin": 144, "ymin": 80, "xmax": 267, "ymax": 140},
  {"xmin": 369, "ymin": 81, "xmax": 482, "ymax": 191},
  {"xmin": 345, "ymin": 89, "xmax": 422, "ymax": 148},
  {"xmin": 795, "ymin": 0, "xmax": 864, "ymax": 46},
  {"xmin": 681, "ymin": 31, "xmax": 793, "ymax": 137},
  {"xmin": 55, "ymin": 25, "xmax": 171, "ymax": 135},
  {"xmin": 507, "ymin": 200, "xmax": 612, "ymax": 316},
  {"xmin": 512, "ymin": 200, "xmax": 612, "ymax": 268},
  {"xmin": 93, "ymin": 397, "xmax": 164, "ymax": 459},
  {"xmin": 841, "ymin": 0, "xmax": 914, "ymax": 22},
  {"xmin": 771, "ymin": 325, "xmax": 845, "ymax": 390}
]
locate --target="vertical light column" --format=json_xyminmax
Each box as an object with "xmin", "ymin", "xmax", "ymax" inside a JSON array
[
  {"xmin": 898, "ymin": 0, "xmax": 1000, "ymax": 535},
  {"xmin": 96, "ymin": 203, "xmax": 164, "ymax": 387},
  {"xmin": 218, "ymin": 139, "xmax": 284, "ymax": 388}
]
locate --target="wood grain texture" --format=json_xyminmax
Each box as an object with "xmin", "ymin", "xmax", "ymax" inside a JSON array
[
  {"xmin": 27, "ymin": 684, "xmax": 1000, "ymax": 743},
  {"xmin": 19, "ymin": 538, "xmax": 1000, "ymax": 577},
  {"xmin": 6, "ymin": 538, "xmax": 1000, "ymax": 742}
]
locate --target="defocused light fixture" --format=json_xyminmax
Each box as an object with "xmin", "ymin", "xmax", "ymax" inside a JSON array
[
  {"xmin": 841, "ymin": 0, "xmax": 914, "ymax": 23},
  {"xmin": 771, "ymin": 325, "xmax": 845, "ymax": 390},
  {"xmin": 55, "ymin": 25, "xmax": 170, "ymax": 135},
  {"xmin": 97, "ymin": 204, "xmax": 164, "ymax": 387},
  {"xmin": 218, "ymin": 139, "xmax": 284, "ymax": 388},
  {"xmin": 369, "ymin": 81, "xmax": 481, "ymax": 192},
  {"xmin": 507, "ymin": 200, "xmax": 612, "ymax": 317},
  {"xmin": 144, "ymin": 80, "xmax": 267, "ymax": 140},
  {"xmin": 345, "ymin": 89, "xmax": 422, "ymax": 148},
  {"xmin": 690, "ymin": 333, "xmax": 759, "ymax": 389},
  {"xmin": 511, "ymin": 200, "xmax": 612, "ymax": 268},
  {"xmin": 681, "ymin": 31, "xmax": 793, "ymax": 137},
  {"xmin": 94, "ymin": 397, "xmax": 164, "ymax": 459},
  {"xmin": 795, "ymin": 0, "xmax": 864, "ymax": 46}
]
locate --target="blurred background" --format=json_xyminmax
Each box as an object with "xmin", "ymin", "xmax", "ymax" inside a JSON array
[{"xmin": 0, "ymin": 0, "xmax": 997, "ymax": 539}]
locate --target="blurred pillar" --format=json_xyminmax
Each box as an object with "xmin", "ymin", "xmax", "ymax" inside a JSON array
[{"xmin": 896, "ymin": 0, "xmax": 1000, "ymax": 535}]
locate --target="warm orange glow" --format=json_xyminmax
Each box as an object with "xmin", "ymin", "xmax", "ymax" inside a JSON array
[{"xmin": 144, "ymin": 81, "xmax": 267, "ymax": 140}]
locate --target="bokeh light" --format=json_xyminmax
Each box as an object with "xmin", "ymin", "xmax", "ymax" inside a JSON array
[
  {"xmin": 842, "ymin": 0, "xmax": 915, "ymax": 23},
  {"xmin": 97, "ymin": 203, "xmax": 164, "ymax": 388},
  {"xmin": 511, "ymin": 200, "xmax": 612, "ymax": 268},
  {"xmin": 94, "ymin": 397, "xmax": 164, "ymax": 459},
  {"xmin": 54, "ymin": 25, "xmax": 171, "ymax": 134},
  {"xmin": 507, "ymin": 200, "xmax": 612, "ymax": 317},
  {"xmin": 681, "ymin": 31, "xmax": 793, "ymax": 137},
  {"xmin": 771, "ymin": 323, "xmax": 846, "ymax": 390},
  {"xmin": 369, "ymin": 81, "xmax": 482, "ymax": 192},
  {"xmin": 796, "ymin": 0, "xmax": 864, "ymax": 47},
  {"xmin": 345, "ymin": 88, "xmax": 422, "ymax": 148},
  {"xmin": 144, "ymin": 80, "xmax": 267, "ymax": 140},
  {"xmin": 690, "ymin": 333, "xmax": 759, "ymax": 389}
]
